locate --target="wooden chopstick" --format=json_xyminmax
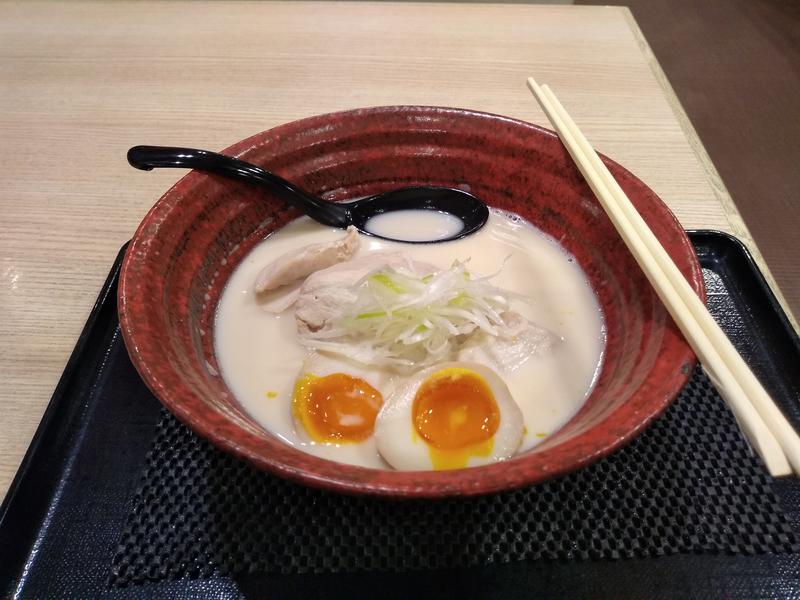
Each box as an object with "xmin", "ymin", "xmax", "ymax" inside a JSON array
[{"xmin": 527, "ymin": 77, "xmax": 800, "ymax": 476}]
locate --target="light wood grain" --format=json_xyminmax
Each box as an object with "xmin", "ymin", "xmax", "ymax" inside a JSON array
[
  {"xmin": 530, "ymin": 77, "xmax": 798, "ymax": 475},
  {"xmin": 0, "ymin": 1, "xmax": 755, "ymax": 502},
  {"xmin": 619, "ymin": 7, "xmax": 797, "ymax": 333}
]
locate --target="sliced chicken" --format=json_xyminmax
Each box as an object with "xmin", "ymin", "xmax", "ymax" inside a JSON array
[
  {"xmin": 301, "ymin": 251, "xmax": 435, "ymax": 293},
  {"xmin": 295, "ymin": 286, "xmax": 359, "ymax": 334},
  {"xmin": 457, "ymin": 311, "xmax": 558, "ymax": 372},
  {"xmin": 294, "ymin": 252, "xmax": 437, "ymax": 335},
  {"xmin": 254, "ymin": 226, "xmax": 359, "ymax": 293},
  {"xmin": 262, "ymin": 250, "xmax": 428, "ymax": 314}
]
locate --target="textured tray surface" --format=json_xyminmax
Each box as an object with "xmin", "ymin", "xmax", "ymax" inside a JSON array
[{"xmin": 109, "ymin": 367, "xmax": 796, "ymax": 586}]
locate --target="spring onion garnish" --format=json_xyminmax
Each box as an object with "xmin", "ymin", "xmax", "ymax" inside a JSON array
[{"xmin": 297, "ymin": 260, "xmax": 525, "ymax": 368}]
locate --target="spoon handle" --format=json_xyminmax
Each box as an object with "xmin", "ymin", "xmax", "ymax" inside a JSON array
[{"xmin": 127, "ymin": 145, "xmax": 351, "ymax": 228}]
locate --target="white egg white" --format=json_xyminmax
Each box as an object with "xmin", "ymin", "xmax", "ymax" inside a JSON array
[{"xmin": 374, "ymin": 362, "xmax": 524, "ymax": 470}]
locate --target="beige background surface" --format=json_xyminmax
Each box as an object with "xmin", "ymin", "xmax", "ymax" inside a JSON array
[
  {"xmin": 583, "ymin": 0, "xmax": 800, "ymax": 327},
  {"xmin": 0, "ymin": 1, "xmax": 767, "ymax": 502}
]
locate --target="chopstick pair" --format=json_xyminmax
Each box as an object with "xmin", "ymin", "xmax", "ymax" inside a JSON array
[{"xmin": 526, "ymin": 77, "xmax": 800, "ymax": 477}]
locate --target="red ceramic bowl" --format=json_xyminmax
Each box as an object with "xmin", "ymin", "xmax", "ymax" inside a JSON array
[{"xmin": 119, "ymin": 106, "xmax": 704, "ymax": 498}]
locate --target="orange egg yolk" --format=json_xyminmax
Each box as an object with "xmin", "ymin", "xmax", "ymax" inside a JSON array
[
  {"xmin": 293, "ymin": 373, "xmax": 383, "ymax": 443},
  {"xmin": 413, "ymin": 367, "xmax": 500, "ymax": 469}
]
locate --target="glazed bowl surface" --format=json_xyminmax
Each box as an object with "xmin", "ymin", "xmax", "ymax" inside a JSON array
[{"xmin": 119, "ymin": 106, "xmax": 703, "ymax": 497}]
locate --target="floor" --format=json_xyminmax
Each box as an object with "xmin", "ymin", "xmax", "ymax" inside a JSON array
[{"xmin": 579, "ymin": 0, "xmax": 800, "ymax": 321}]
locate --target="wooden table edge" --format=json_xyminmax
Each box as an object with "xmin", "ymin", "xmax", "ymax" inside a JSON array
[{"xmin": 620, "ymin": 6, "xmax": 799, "ymax": 334}]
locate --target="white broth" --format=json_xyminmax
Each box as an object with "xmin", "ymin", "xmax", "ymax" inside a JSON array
[
  {"xmin": 364, "ymin": 209, "xmax": 464, "ymax": 241},
  {"xmin": 214, "ymin": 210, "xmax": 605, "ymax": 469}
]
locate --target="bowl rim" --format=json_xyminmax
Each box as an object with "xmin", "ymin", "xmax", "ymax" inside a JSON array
[{"xmin": 119, "ymin": 105, "xmax": 704, "ymax": 498}]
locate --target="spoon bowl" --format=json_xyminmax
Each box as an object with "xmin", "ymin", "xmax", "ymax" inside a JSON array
[{"xmin": 127, "ymin": 145, "xmax": 489, "ymax": 243}]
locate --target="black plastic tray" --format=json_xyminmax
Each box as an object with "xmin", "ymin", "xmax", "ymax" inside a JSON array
[{"xmin": 1, "ymin": 231, "xmax": 799, "ymax": 599}]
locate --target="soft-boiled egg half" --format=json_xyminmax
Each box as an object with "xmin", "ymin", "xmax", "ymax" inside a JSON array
[
  {"xmin": 291, "ymin": 352, "xmax": 394, "ymax": 444},
  {"xmin": 374, "ymin": 362, "xmax": 524, "ymax": 470}
]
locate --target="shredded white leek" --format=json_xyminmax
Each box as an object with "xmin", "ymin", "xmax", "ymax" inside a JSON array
[{"xmin": 297, "ymin": 260, "xmax": 527, "ymax": 369}]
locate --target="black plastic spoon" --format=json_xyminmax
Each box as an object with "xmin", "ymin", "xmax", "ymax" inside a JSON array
[{"xmin": 127, "ymin": 145, "xmax": 489, "ymax": 243}]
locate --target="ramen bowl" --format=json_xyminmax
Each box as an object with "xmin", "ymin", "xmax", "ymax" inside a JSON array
[{"xmin": 118, "ymin": 106, "xmax": 703, "ymax": 497}]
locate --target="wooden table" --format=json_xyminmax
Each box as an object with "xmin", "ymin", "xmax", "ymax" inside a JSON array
[{"xmin": 0, "ymin": 1, "xmax": 783, "ymax": 503}]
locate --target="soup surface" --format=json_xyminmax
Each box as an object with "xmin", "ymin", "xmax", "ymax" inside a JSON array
[
  {"xmin": 215, "ymin": 210, "xmax": 605, "ymax": 468},
  {"xmin": 364, "ymin": 209, "xmax": 464, "ymax": 241}
]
